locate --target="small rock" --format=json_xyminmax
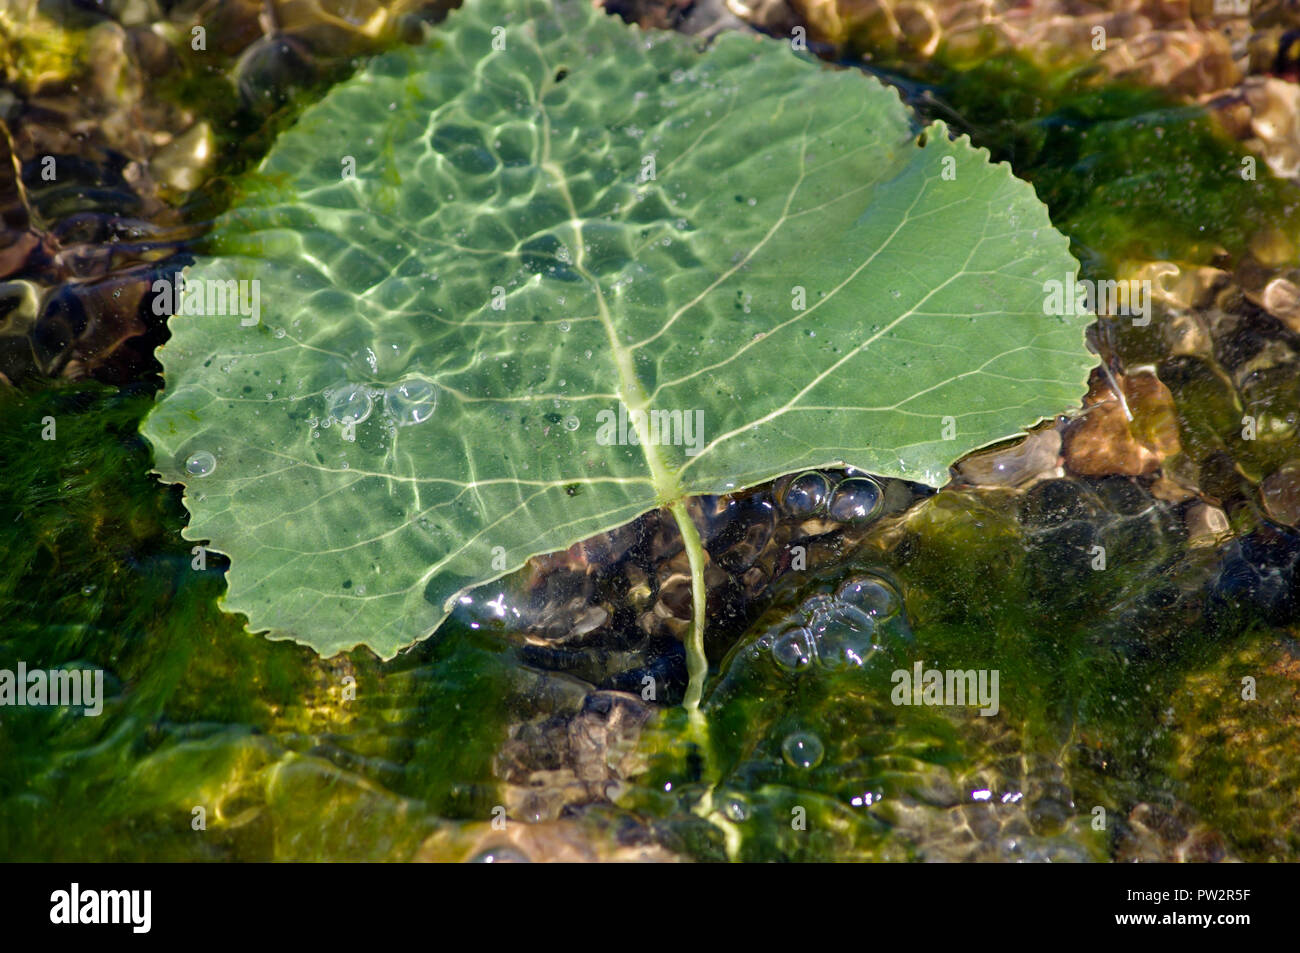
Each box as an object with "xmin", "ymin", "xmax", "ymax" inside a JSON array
[
  {"xmin": 1185, "ymin": 501, "xmax": 1230, "ymax": 542},
  {"xmin": 1064, "ymin": 367, "xmax": 1181, "ymax": 477},
  {"xmin": 1261, "ymin": 276, "xmax": 1300, "ymax": 333},
  {"xmin": 1261, "ymin": 460, "xmax": 1300, "ymax": 526},
  {"xmin": 955, "ymin": 428, "xmax": 1062, "ymax": 487},
  {"xmin": 150, "ymin": 121, "xmax": 214, "ymax": 194}
]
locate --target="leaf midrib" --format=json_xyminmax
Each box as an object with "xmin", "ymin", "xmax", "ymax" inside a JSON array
[{"xmin": 537, "ymin": 60, "xmax": 684, "ymax": 508}]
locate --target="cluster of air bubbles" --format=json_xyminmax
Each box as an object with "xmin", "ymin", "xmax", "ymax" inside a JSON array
[
  {"xmin": 184, "ymin": 451, "xmax": 216, "ymax": 478},
  {"xmin": 778, "ymin": 471, "xmax": 884, "ymax": 524},
  {"xmin": 319, "ymin": 375, "xmax": 439, "ymax": 437},
  {"xmin": 770, "ymin": 573, "xmax": 908, "ymax": 674}
]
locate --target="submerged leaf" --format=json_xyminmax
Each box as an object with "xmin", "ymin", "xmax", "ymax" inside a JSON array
[{"xmin": 141, "ymin": 0, "xmax": 1092, "ymax": 657}]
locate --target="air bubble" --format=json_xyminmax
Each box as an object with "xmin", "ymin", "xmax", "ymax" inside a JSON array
[
  {"xmin": 558, "ymin": 320, "xmax": 571, "ymax": 332},
  {"xmin": 782, "ymin": 731, "xmax": 824, "ymax": 769},
  {"xmin": 469, "ymin": 847, "xmax": 531, "ymax": 863},
  {"xmin": 185, "ymin": 451, "xmax": 216, "ymax": 477},
  {"xmin": 721, "ymin": 797, "xmax": 749, "ymax": 822},
  {"xmin": 837, "ymin": 574, "xmax": 902, "ymax": 621},
  {"xmin": 771, "ymin": 626, "xmax": 814, "ymax": 671},
  {"xmin": 805, "ymin": 596, "xmax": 878, "ymax": 669},
  {"xmin": 326, "ymin": 383, "xmax": 373, "ymax": 425},
  {"xmin": 563, "ymin": 415, "xmax": 580, "ymax": 432},
  {"xmin": 385, "ymin": 377, "xmax": 437, "ymax": 426},
  {"xmin": 827, "ymin": 476, "xmax": 884, "ymax": 524},
  {"xmin": 781, "ymin": 471, "xmax": 829, "ymax": 518}
]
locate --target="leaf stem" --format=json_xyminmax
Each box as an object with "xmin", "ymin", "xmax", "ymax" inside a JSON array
[{"xmin": 669, "ymin": 499, "xmax": 709, "ymax": 717}]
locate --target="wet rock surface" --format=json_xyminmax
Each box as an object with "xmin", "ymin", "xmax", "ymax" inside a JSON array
[{"xmin": 0, "ymin": 0, "xmax": 454, "ymax": 384}]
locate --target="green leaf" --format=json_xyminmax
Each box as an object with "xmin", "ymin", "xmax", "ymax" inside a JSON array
[{"xmin": 141, "ymin": 0, "xmax": 1092, "ymax": 659}]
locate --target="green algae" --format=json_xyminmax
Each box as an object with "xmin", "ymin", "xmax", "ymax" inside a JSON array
[
  {"xmin": 619, "ymin": 476, "xmax": 1291, "ymax": 861},
  {"xmin": 1168, "ymin": 637, "xmax": 1300, "ymax": 860},
  {"xmin": 0, "ymin": 383, "xmax": 518, "ymax": 860},
  {"xmin": 880, "ymin": 54, "xmax": 1300, "ymax": 274}
]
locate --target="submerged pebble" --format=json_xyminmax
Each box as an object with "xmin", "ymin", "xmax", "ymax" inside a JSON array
[
  {"xmin": 957, "ymin": 429, "xmax": 1062, "ymax": 486},
  {"xmin": 1261, "ymin": 460, "xmax": 1300, "ymax": 527}
]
